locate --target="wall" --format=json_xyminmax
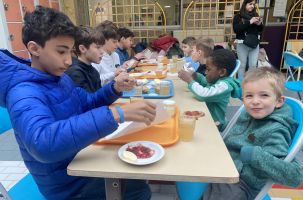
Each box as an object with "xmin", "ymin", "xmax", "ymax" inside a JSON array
[{"xmin": 0, "ymin": 0, "xmax": 60, "ymax": 59}]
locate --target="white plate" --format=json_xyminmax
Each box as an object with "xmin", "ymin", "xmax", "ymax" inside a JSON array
[{"xmin": 118, "ymin": 141, "xmax": 165, "ymax": 165}]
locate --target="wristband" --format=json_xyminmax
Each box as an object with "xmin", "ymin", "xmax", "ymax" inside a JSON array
[{"xmin": 115, "ymin": 106, "xmax": 125, "ymax": 123}]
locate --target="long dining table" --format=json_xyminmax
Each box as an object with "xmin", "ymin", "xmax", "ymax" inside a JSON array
[{"xmin": 67, "ymin": 77, "xmax": 239, "ymax": 200}]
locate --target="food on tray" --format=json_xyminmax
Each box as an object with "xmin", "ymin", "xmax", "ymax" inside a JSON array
[
  {"xmin": 184, "ymin": 111, "xmax": 205, "ymax": 119},
  {"xmin": 123, "ymin": 151, "xmax": 137, "ymax": 161},
  {"xmin": 155, "ymin": 86, "xmax": 160, "ymax": 94},
  {"xmin": 134, "ymin": 67, "xmax": 143, "ymax": 72},
  {"xmin": 126, "ymin": 143, "xmax": 155, "ymax": 159},
  {"xmin": 136, "ymin": 78, "xmax": 148, "ymax": 85},
  {"xmin": 142, "ymin": 85, "xmax": 150, "ymax": 94},
  {"xmin": 154, "ymin": 79, "xmax": 161, "ymax": 84}
]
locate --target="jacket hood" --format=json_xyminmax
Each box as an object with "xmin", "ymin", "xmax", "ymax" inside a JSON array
[
  {"xmin": 265, "ymin": 104, "xmax": 298, "ymax": 139},
  {"xmin": 222, "ymin": 77, "xmax": 242, "ymax": 99},
  {"xmin": 0, "ymin": 49, "xmax": 59, "ymax": 107}
]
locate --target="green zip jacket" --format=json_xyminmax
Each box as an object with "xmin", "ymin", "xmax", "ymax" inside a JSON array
[
  {"xmin": 225, "ymin": 104, "xmax": 303, "ymax": 190},
  {"xmin": 188, "ymin": 73, "xmax": 241, "ymax": 126}
]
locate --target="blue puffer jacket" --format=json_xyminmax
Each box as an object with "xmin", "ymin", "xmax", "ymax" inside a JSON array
[{"xmin": 0, "ymin": 49, "xmax": 121, "ymax": 199}]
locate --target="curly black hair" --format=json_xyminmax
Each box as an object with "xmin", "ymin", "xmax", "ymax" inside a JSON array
[
  {"xmin": 22, "ymin": 6, "xmax": 76, "ymax": 47},
  {"xmin": 209, "ymin": 49, "xmax": 237, "ymax": 76}
]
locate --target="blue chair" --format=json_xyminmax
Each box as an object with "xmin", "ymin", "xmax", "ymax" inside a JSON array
[
  {"xmin": 230, "ymin": 59, "xmax": 241, "ymax": 77},
  {"xmin": 0, "ymin": 107, "xmax": 12, "ymax": 134},
  {"xmin": 8, "ymin": 174, "xmax": 46, "ymax": 200},
  {"xmin": 283, "ymin": 51, "xmax": 303, "ymax": 101},
  {"xmin": 176, "ymin": 97, "xmax": 303, "ymax": 200},
  {"xmin": 0, "ymin": 108, "xmax": 45, "ymax": 199}
]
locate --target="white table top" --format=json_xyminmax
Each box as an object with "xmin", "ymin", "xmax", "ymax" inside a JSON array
[{"xmin": 67, "ymin": 79, "xmax": 239, "ymax": 183}]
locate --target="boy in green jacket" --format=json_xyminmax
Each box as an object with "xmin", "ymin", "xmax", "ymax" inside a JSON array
[
  {"xmin": 202, "ymin": 67, "xmax": 303, "ymax": 200},
  {"xmin": 178, "ymin": 49, "xmax": 241, "ymax": 130}
]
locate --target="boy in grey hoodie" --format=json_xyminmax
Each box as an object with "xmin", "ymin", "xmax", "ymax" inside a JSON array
[{"xmin": 203, "ymin": 67, "xmax": 303, "ymax": 200}]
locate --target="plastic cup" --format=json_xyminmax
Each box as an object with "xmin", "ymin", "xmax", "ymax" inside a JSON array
[
  {"xmin": 160, "ymin": 81, "xmax": 170, "ymax": 96},
  {"xmin": 172, "ymin": 55, "xmax": 178, "ymax": 63},
  {"xmin": 179, "ymin": 114, "xmax": 196, "ymax": 141},
  {"xmin": 162, "ymin": 100, "xmax": 176, "ymax": 117},
  {"xmin": 168, "ymin": 63, "xmax": 177, "ymax": 73},
  {"xmin": 133, "ymin": 83, "xmax": 143, "ymax": 96}
]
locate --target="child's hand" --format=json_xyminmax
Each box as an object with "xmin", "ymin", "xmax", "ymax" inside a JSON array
[
  {"xmin": 134, "ymin": 52, "xmax": 145, "ymax": 60},
  {"xmin": 178, "ymin": 69, "xmax": 194, "ymax": 83},
  {"xmin": 114, "ymin": 68, "xmax": 126, "ymax": 77},
  {"xmin": 114, "ymin": 72, "xmax": 135, "ymax": 92},
  {"xmin": 122, "ymin": 101, "xmax": 157, "ymax": 125}
]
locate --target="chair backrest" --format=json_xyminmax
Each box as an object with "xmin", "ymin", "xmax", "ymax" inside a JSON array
[
  {"xmin": 0, "ymin": 107, "xmax": 12, "ymax": 134},
  {"xmin": 230, "ymin": 59, "xmax": 241, "ymax": 77},
  {"xmin": 283, "ymin": 51, "xmax": 303, "ymax": 81},
  {"xmin": 222, "ymin": 97, "xmax": 303, "ymax": 200}
]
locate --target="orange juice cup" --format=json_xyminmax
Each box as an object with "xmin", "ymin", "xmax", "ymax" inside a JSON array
[{"xmin": 179, "ymin": 114, "xmax": 196, "ymax": 141}]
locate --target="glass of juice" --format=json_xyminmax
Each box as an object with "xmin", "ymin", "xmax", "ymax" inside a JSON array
[{"xmin": 179, "ymin": 114, "xmax": 196, "ymax": 141}]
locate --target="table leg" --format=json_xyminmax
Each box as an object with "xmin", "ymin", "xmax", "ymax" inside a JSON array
[{"xmin": 105, "ymin": 178, "xmax": 122, "ymax": 200}]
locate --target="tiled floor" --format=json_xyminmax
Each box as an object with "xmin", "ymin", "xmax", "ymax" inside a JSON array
[{"xmin": 0, "ymin": 161, "xmax": 28, "ymax": 190}]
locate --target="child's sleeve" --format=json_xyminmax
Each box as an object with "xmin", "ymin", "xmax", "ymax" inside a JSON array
[
  {"xmin": 240, "ymin": 129, "xmax": 303, "ymax": 187},
  {"xmin": 188, "ymin": 80, "xmax": 231, "ymax": 102},
  {"xmin": 66, "ymin": 68, "xmax": 92, "ymax": 91},
  {"xmin": 6, "ymin": 83, "xmax": 119, "ymax": 163},
  {"xmin": 194, "ymin": 73, "xmax": 208, "ymax": 86}
]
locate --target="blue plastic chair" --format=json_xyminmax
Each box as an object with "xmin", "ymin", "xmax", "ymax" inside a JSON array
[
  {"xmin": 0, "ymin": 107, "xmax": 12, "ymax": 134},
  {"xmin": 0, "ymin": 108, "xmax": 45, "ymax": 199},
  {"xmin": 176, "ymin": 97, "xmax": 303, "ymax": 200},
  {"xmin": 8, "ymin": 174, "xmax": 46, "ymax": 200},
  {"xmin": 283, "ymin": 51, "xmax": 303, "ymax": 101},
  {"xmin": 230, "ymin": 59, "xmax": 241, "ymax": 77}
]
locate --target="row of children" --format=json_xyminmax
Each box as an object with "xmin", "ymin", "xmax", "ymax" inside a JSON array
[
  {"xmin": 175, "ymin": 32, "xmax": 303, "ymax": 200},
  {"xmin": 0, "ymin": 5, "xmax": 302, "ymax": 200}
]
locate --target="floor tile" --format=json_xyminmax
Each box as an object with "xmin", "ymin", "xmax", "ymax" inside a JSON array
[
  {"xmin": 2, "ymin": 166, "xmax": 27, "ymax": 174},
  {"xmin": 5, "ymin": 173, "xmax": 27, "ymax": 181}
]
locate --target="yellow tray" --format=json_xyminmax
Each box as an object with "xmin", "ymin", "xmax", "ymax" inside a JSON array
[{"xmin": 96, "ymin": 107, "xmax": 179, "ymax": 147}]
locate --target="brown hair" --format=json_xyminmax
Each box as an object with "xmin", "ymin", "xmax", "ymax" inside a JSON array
[
  {"xmin": 242, "ymin": 67, "xmax": 285, "ymax": 99},
  {"xmin": 182, "ymin": 36, "xmax": 196, "ymax": 47},
  {"xmin": 195, "ymin": 41, "xmax": 213, "ymax": 57},
  {"xmin": 74, "ymin": 26, "xmax": 105, "ymax": 56}
]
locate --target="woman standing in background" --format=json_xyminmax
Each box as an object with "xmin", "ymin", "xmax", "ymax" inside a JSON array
[{"xmin": 233, "ymin": 0, "xmax": 263, "ymax": 79}]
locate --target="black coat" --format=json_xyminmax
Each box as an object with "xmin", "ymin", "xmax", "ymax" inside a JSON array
[
  {"xmin": 66, "ymin": 58, "xmax": 101, "ymax": 92},
  {"xmin": 232, "ymin": 14, "xmax": 264, "ymax": 40}
]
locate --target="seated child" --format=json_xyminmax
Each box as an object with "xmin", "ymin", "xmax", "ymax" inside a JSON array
[
  {"xmin": 116, "ymin": 27, "xmax": 145, "ymax": 65},
  {"xmin": 0, "ymin": 6, "xmax": 156, "ymax": 200},
  {"xmin": 92, "ymin": 24, "xmax": 124, "ymax": 86},
  {"xmin": 181, "ymin": 36, "xmax": 200, "ymax": 71},
  {"xmin": 66, "ymin": 26, "xmax": 104, "ymax": 92},
  {"xmin": 202, "ymin": 67, "xmax": 303, "ymax": 200},
  {"xmin": 192, "ymin": 40, "xmax": 213, "ymax": 75},
  {"xmin": 198, "ymin": 36, "xmax": 215, "ymax": 50},
  {"xmin": 178, "ymin": 49, "xmax": 241, "ymax": 130}
]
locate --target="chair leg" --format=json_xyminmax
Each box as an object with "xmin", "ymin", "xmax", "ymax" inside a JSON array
[
  {"xmin": 297, "ymin": 92, "xmax": 303, "ymax": 101},
  {"xmin": 0, "ymin": 182, "xmax": 12, "ymax": 200}
]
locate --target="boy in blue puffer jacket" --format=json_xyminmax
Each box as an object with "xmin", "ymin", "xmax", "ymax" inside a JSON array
[
  {"xmin": 202, "ymin": 67, "xmax": 303, "ymax": 200},
  {"xmin": 0, "ymin": 6, "xmax": 156, "ymax": 200}
]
